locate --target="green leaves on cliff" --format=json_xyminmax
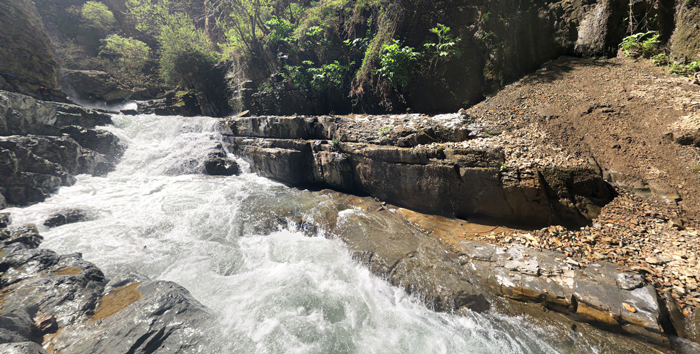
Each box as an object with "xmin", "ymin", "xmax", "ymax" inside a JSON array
[
  {"xmin": 126, "ymin": 0, "xmax": 218, "ymax": 87},
  {"xmin": 375, "ymin": 40, "xmax": 420, "ymax": 89},
  {"xmin": 80, "ymin": 1, "xmax": 117, "ymax": 35}
]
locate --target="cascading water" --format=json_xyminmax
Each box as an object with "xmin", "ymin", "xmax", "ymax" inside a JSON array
[{"xmin": 6, "ymin": 114, "xmax": 599, "ymax": 353}]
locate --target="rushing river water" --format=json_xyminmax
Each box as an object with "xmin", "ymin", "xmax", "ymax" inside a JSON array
[{"xmin": 6, "ymin": 114, "xmax": 608, "ymax": 353}]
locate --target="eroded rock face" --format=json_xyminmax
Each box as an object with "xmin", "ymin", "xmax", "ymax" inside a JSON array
[
  {"xmin": 223, "ymin": 115, "xmax": 613, "ymax": 227},
  {"xmin": 0, "ymin": 135, "xmax": 114, "ymax": 206},
  {"xmin": 58, "ymin": 70, "xmax": 134, "ymax": 104},
  {"xmin": 0, "ymin": 91, "xmax": 112, "ymax": 136}
]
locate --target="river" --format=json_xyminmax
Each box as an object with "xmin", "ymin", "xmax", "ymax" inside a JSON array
[{"xmin": 5, "ymin": 114, "xmax": 601, "ymax": 353}]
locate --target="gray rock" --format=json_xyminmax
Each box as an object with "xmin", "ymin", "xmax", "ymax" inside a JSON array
[
  {"xmin": 0, "ymin": 342, "xmax": 48, "ymax": 354},
  {"xmin": 616, "ymin": 273, "xmax": 644, "ymax": 290},
  {"xmin": 204, "ymin": 157, "xmax": 240, "ymax": 176},
  {"xmin": 0, "ymin": 192, "xmax": 6, "ymax": 209},
  {"xmin": 58, "ymin": 70, "xmax": 134, "ymax": 103},
  {"xmin": 0, "ymin": 135, "xmax": 114, "ymax": 206},
  {"xmin": 0, "ymin": 212, "xmax": 9, "ymax": 228},
  {"xmin": 0, "ymin": 310, "xmax": 40, "ymax": 344},
  {"xmin": 59, "ymin": 126, "xmax": 126, "ymax": 163},
  {"xmin": 52, "ymin": 281, "xmax": 213, "ymax": 354},
  {"xmin": 43, "ymin": 209, "xmax": 88, "ymax": 228}
]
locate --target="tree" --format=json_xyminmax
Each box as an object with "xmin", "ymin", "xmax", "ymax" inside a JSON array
[{"xmin": 81, "ymin": 1, "xmax": 117, "ymax": 35}]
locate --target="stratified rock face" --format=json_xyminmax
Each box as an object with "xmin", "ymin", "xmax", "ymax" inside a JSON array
[
  {"xmin": 223, "ymin": 115, "xmax": 613, "ymax": 228},
  {"xmin": 0, "ymin": 225, "xmax": 213, "ymax": 354},
  {"xmin": 0, "ymin": 135, "xmax": 114, "ymax": 206},
  {"xmin": 58, "ymin": 70, "xmax": 134, "ymax": 103},
  {"xmin": 0, "ymin": 91, "xmax": 112, "ymax": 136},
  {"xmin": 0, "ymin": 0, "xmax": 60, "ymax": 94}
]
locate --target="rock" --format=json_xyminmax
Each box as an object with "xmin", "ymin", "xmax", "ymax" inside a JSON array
[
  {"xmin": 0, "ymin": 135, "xmax": 114, "ymax": 206},
  {"xmin": 50, "ymin": 281, "xmax": 213, "ymax": 354},
  {"xmin": 0, "ymin": 0, "xmax": 62, "ymax": 99},
  {"xmin": 119, "ymin": 109, "xmax": 138, "ymax": 116},
  {"xmin": 0, "ymin": 310, "xmax": 40, "ymax": 344},
  {"xmin": 204, "ymin": 157, "xmax": 240, "ymax": 176},
  {"xmin": 59, "ymin": 126, "xmax": 126, "ymax": 163},
  {"xmin": 0, "ymin": 91, "xmax": 112, "ymax": 136},
  {"xmin": 623, "ymin": 302, "xmax": 637, "ymax": 313},
  {"xmin": 0, "ymin": 225, "xmax": 43, "ymax": 248},
  {"xmin": 646, "ymin": 257, "xmax": 669, "ymax": 265},
  {"xmin": 224, "ymin": 115, "xmax": 613, "ymax": 228},
  {"xmin": 0, "ymin": 342, "xmax": 48, "ymax": 354},
  {"xmin": 43, "ymin": 209, "xmax": 88, "ymax": 228},
  {"xmin": 616, "ymin": 273, "xmax": 644, "ymax": 290},
  {"xmin": 0, "ymin": 213, "xmax": 9, "ymax": 228},
  {"xmin": 58, "ymin": 70, "xmax": 133, "ymax": 103}
]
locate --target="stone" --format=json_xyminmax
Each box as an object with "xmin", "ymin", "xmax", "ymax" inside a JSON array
[
  {"xmin": 0, "ymin": 310, "xmax": 40, "ymax": 344},
  {"xmin": 59, "ymin": 126, "xmax": 126, "ymax": 163},
  {"xmin": 0, "ymin": 212, "xmax": 10, "ymax": 228},
  {"xmin": 0, "ymin": 342, "xmax": 48, "ymax": 354},
  {"xmin": 57, "ymin": 70, "xmax": 133, "ymax": 103},
  {"xmin": 204, "ymin": 157, "xmax": 240, "ymax": 176},
  {"xmin": 0, "ymin": 225, "xmax": 43, "ymax": 248},
  {"xmin": 43, "ymin": 209, "xmax": 88, "ymax": 228},
  {"xmin": 616, "ymin": 273, "xmax": 644, "ymax": 290}
]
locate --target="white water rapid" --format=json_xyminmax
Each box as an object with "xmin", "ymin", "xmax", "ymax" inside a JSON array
[{"xmin": 6, "ymin": 114, "xmax": 600, "ymax": 353}]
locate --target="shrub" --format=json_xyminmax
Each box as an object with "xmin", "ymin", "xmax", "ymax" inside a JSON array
[
  {"xmin": 286, "ymin": 60, "xmax": 354, "ymax": 92},
  {"xmin": 375, "ymin": 39, "xmax": 421, "ymax": 89},
  {"xmin": 265, "ymin": 16, "xmax": 296, "ymax": 44},
  {"xmin": 81, "ymin": 1, "xmax": 116, "ymax": 34},
  {"xmin": 100, "ymin": 35, "xmax": 150, "ymax": 71},
  {"xmin": 620, "ymin": 31, "xmax": 660, "ymax": 58},
  {"xmin": 158, "ymin": 20, "xmax": 219, "ymax": 87},
  {"xmin": 670, "ymin": 61, "xmax": 700, "ymax": 75},
  {"xmin": 651, "ymin": 53, "xmax": 670, "ymax": 66}
]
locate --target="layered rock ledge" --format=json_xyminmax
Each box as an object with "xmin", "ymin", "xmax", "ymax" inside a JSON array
[
  {"xmin": 221, "ymin": 114, "xmax": 613, "ymax": 228},
  {"xmin": 0, "ymin": 91, "xmax": 125, "ymax": 207}
]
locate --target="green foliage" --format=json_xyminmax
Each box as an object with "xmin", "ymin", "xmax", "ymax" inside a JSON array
[
  {"xmin": 669, "ymin": 61, "xmax": 700, "ymax": 75},
  {"xmin": 330, "ymin": 138, "xmax": 340, "ymax": 151},
  {"xmin": 265, "ymin": 16, "xmax": 296, "ymax": 44},
  {"xmin": 81, "ymin": 1, "xmax": 116, "ymax": 34},
  {"xmin": 126, "ymin": 0, "xmax": 218, "ymax": 87},
  {"xmin": 686, "ymin": 0, "xmax": 697, "ymax": 8},
  {"xmin": 424, "ymin": 24, "xmax": 461, "ymax": 59},
  {"xmin": 620, "ymin": 31, "xmax": 660, "ymax": 58},
  {"xmin": 378, "ymin": 125, "xmax": 392, "ymax": 136},
  {"xmin": 375, "ymin": 39, "xmax": 421, "ymax": 89},
  {"xmin": 285, "ymin": 60, "xmax": 354, "ymax": 92},
  {"xmin": 100, "ymin": 35, "xmax": 150, "ymax": 71},
  {"xmin": 651, "ymin": 53, "xmax": 670, "ymax": 66}
]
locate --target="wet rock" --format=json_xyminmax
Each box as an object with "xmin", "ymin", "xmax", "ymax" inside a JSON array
[
  {"xmin": 0, "ymin": 91, "xmax": 112, "ymax": 136},
  {"xmin": 0, "ymin": 310, "xmax": 40, "ymax": 344},
  {"xmin": 43, "ymin": 209, "xmax": 88, "ymax": 228},
  {"xmin": 0, "ymin": 225, "xmax": 43, "ymax": 249},
  {"xmin": 0, "ymin": 342, "xmax": 48, "ymax": 354},
  {"xmin": 59, "ymin": 126, "xmax": 126, "ymax": 163},
  {"xmin": 0, "ymin": 213, "xmax": 10, "ymax": 228},
  {"xmin": 51, "ymin": 280, "xmax": 213, "ymax": 354},
  {"xmin": 0, "ymin": 193, "xmax": 6, "ymax": 209},
  {"xmin": 204, "ymin": 157, "xmax": 240, "ymax": 176},
  {"xmin": 0, "ymin": 135, "xmax": 114, "ymax": 206}
]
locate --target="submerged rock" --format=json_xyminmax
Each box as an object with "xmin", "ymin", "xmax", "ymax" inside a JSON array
[
  {"xmin": 43, "ymin": 209, "xmax": 88, "ymax": 228},
  {"xmin": 204, "ymin": 157, "xmax": 239, "ymax": 176}
]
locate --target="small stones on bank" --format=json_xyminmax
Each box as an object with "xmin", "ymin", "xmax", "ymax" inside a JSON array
[{"xmin": 479, "ymin": 187, "xmax": 700, "ymax": 317}]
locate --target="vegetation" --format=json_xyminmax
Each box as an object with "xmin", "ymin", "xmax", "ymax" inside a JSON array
[
  {"xmin": 375, "ymin": 40, "xmax": 421, "ymax": 89},
  {"xmin": 620, "ymin": 31, "xmax": 660, "ymax": 58},
  {"xmin": 80, "ymin": 1, "xmax": 117, "ymax": 35}
]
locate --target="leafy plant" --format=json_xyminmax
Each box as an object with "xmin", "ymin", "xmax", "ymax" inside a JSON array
[
  {"xmin": 651, "ymin": 53, "xmax": 670, "ymax": 66},
  {"xmin": 285, "ymin": 60, "xmax": 354, "ymax": 92},
  {"xmin": 265, "ymin": 16, "xmax": 296, "ymax": 44},
  {"xmin": 378, "ymin": 125, "xmax": 392, "ymax": 136},
  {"xmin": 669, "ymin": 61, "xmax": 700, "ymax": 75},
  {"xmin": 424, "ymin": 23, "xmax": 461, "ymax": 71},
  {"xmin": 375, "ymin": 39, "xmax": 421, "ymax": 89},
  {"xmin": 81, "ymin": 1, "xmax": 116, "ymax": 35},
  {"xmin": 620, "ymin": 31, "xmax": 660, "ymax": 58},
  {"xmin": 99, "ymin": 34, "xmax": 151, "ymax": 86},
  {"xmin": 330, "ymin": 139, "xmax": 340, "ymax": 151}
]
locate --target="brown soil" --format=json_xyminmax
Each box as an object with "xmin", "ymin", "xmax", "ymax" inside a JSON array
[
  {"xmin": 470, "ymin": 56, "xmax": 700, "ymax": 223},
  {"xmin": 454, "ymin": 56, "xmax": 700, "ymax": 316}
]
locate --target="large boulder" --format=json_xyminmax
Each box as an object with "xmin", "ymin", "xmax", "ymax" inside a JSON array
[
  {"xmin": 59, "ymin": 125, "xmax": 126, "ymax": 163},
  {"xmin": 58, "ymin": 70, "xmax": 134, "ymax": 103}
]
